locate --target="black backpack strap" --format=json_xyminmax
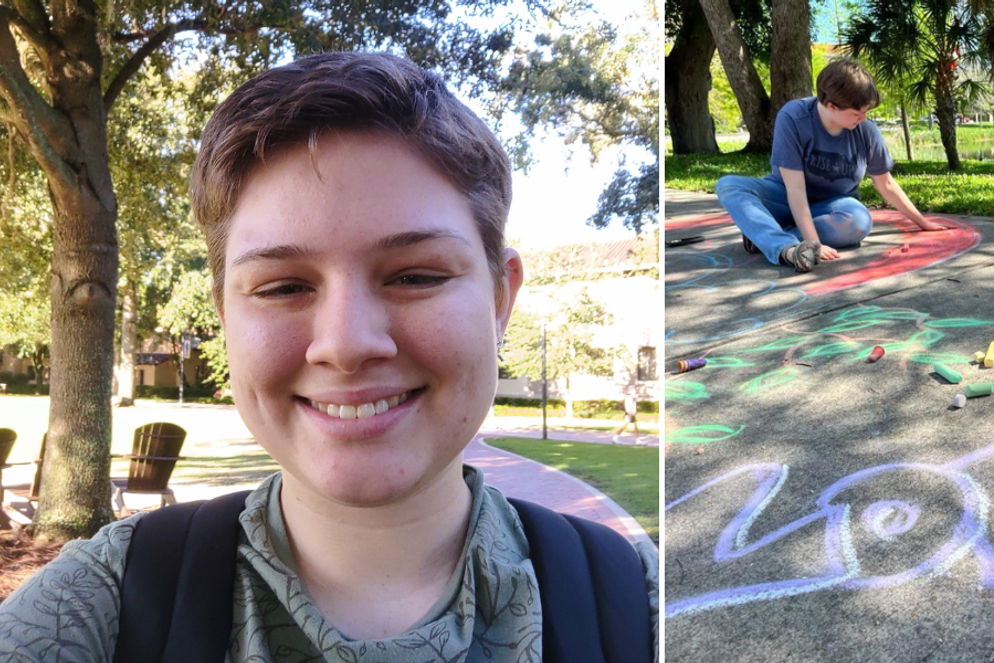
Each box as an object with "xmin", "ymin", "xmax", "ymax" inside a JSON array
[
  {"xmin": 114, "ymin": 489, "xmax": 252, "ymax": 663},
  {"xmin": 508, "ymin": 498, "xmax": 652, "ymax": 663}
]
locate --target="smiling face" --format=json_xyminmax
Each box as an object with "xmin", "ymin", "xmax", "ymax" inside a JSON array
[{"xmin": 221, "ymin": 132, "xmax": 522, "ymax": 507}]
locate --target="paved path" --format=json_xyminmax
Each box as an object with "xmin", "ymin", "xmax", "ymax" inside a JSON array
[{"xmin": 665, "ymin": 188, "xmax": 994, "ymax": 661}]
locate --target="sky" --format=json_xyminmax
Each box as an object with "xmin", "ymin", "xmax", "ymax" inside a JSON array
[{"xmin": 497, "ymin": 0, "xmax": 656, "ymax": 250}]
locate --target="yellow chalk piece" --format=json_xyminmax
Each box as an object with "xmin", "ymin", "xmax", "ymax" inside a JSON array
[
  {"xmin": 986, "ymin": 341, "xmax": 994, "ymax": 368},
  {"xmin": 976, "ymin": 351, "xmax": 987, "ymax": 364}
]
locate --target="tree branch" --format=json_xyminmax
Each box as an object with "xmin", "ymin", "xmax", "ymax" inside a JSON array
[
  {"xmin": 110, "ymin": 17, "xmax": 265, "ymax": 45},
  {"xmin": 11, "ymin": 0, "xmax": 49, "ymax": 38},
  {"xmin": 0, "ymin": 9, "xmax": 75, "ymax": 197},
  {"xmin": 7, "ymin": 9, "xmax": 59, "ymax": 61},
  {"xmin": 103, "ymin": 23, "xmax": 176, "ymax": 113}
]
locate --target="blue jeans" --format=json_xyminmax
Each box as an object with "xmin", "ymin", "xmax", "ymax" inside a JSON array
[{"xmin": 714, "ymin": 175, "xmax": 873, "ymax": 265}]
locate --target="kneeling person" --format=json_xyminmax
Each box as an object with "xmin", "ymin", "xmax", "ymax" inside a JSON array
[{"xmin": 716, "ymin": 57, "xmax": 946, "ymax": 272}]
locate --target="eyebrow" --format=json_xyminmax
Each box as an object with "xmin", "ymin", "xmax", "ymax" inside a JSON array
[
  {"xmin": 230, "ymin": 228, "xmax": 471, "ymax": 268},
  {"xmin": 374, "ymin": 229, "xmax": 471, "ymax": 251}
]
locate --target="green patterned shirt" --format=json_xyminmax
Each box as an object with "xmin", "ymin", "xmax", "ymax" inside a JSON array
[{"xmin": 0, "ymin": 467, "xmax": 659, "ymax": 662}]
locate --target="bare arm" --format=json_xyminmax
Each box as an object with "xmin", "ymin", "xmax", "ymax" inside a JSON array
[
  {"xmin": 780, "ymin": 167, "xmax": 840, "ymax": 260},
  {"xmin": 869, "ymin": 171, "xmax": 949, "ymax": 231}
]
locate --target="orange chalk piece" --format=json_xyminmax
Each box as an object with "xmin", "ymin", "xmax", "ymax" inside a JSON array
[
  {"xmin": 867, "ymin": 345, "xmax": 885, "ymax": 363},
  {"xmin": 985, "ymin": 341, "xmax": 994, "ymax": 368}
]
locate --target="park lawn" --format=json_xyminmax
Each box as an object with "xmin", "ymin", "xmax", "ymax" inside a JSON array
[
  {"xmin": 665, "ymin": 128, "xmax": 994, "ymax": 218},
  {"xmin": 484, "ymin": 436, "xmax": 659, "ymax": 543}
]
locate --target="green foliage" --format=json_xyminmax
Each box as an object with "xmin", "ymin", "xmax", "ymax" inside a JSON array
[
  {"xmin": 500, "ymin": 1, "xmax": 658, "ymax": 232},
  {"xmin": 157, "ymin": 267, "xmax": 229, "ymax": 390},
  {"xmin": 502, "ymin": 287, "xmax": 615, "ymax": 384}
]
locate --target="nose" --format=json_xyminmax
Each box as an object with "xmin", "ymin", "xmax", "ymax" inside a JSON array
[{"xmin": 305, "ymin": 283, "xmax": 397, "ymax": 373}]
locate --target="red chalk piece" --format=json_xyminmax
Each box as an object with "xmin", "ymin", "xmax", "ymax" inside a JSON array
[
  {"xmin": 901, "ymin": 244, "xmax": 910, "ymax": 253},
  {"xmin": 867, "ymin": 345, "xmax": 885, "ymax": 363}
]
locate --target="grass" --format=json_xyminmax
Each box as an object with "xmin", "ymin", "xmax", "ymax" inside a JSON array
[
  {"xmin": 665, "ymin": 125, "xmax": 994, "ymax": 217},
  {"xmin": 485, "ymin": 436, "xmax": 659, "ymax": 543}
]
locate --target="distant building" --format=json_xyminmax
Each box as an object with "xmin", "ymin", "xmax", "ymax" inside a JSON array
[{"xmin": 499, "ymin": 233, "xmax": 659, "ymax": 403}]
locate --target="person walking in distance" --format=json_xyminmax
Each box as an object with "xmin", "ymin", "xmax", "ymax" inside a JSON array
[{"xmin": 613, "ymin": 389, "xmax": 644, "ymax": 445}]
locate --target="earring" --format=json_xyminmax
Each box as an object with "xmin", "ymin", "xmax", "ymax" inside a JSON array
[{"xmin": 497, "ymin": 339, "xmax": 505, "ymax": 362}]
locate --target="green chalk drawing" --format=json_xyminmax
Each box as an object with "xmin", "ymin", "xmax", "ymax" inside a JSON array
[
  {"xmin": 702, "ymin": 357, "xmax": 756, "ymax": 368},
  {"xmin": 664, "ymin": 424, "xmax": 746, "ymax": 444},
  {"xmin": 801, "ymin": 340, "xmax": 862, "ymax": 359},
  {"xmin": 909, "ymin": 329, "xmax": 944, "ymax": 347},
  {"xmin": 740, "ymin": 335, "xmax": 811, "ymax": 353},
  {"xmin": 819, "ymin": 319, "xmax": 885, "ymax": 333},
  {"xmin": 666, "ymin": 381, "xmax": 709, "ymax": 401},
  {"xmin": 740, "ymin": 367, "xmax": 799, "ymax": 394},
  {"xmin": 922, "ymin": 318, "xmax": 993, "ymax": 328},
  {"xmin": 909, "ymin": 352, "xmax": 972, "ymax": 365},
  {"xmin": 853, "ymin": 342, "xmax": 912, "ymax": 361},
  {"xmin": 833, "ymin": 305, "xmax": 882, "ymax": 321}
]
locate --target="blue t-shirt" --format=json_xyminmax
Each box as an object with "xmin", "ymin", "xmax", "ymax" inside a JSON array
[{"xmin": 765, "ymin": 97, "xmax": 894, "ymax": 201}]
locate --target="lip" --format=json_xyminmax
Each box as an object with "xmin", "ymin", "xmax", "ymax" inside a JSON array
[{"xmin": 296, "ymin": 388, "xmax": 422, "ymax": 442}]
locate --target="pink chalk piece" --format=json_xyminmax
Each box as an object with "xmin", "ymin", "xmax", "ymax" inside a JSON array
[
  {"xmin": 901, "ymin": 244, "xmax": 910, "ymax": 253},
  {"xmin": 867, "ymin": 345, "xmax": 885, "ymax": 363}
]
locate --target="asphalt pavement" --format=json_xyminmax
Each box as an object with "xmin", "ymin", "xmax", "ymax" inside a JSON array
[{"xmin": 665, "ymin": 188, "xmax": 994, "ymax": 661}]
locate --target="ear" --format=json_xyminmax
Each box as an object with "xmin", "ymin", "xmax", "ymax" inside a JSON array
[{"xmin": 496, "ymin": 248, "xmax": 524, "ymax": 339}]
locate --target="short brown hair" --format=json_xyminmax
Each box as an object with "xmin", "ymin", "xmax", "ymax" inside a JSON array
[
  {"xmin": 816, "ymin": 57, "xmax": 880, "ymax": 110},
  {"xmin": 190, "ymin": 52, "xmax": 512, "ymax": 309}
]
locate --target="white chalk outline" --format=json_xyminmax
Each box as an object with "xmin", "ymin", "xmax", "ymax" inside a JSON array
[{"xmin": 475, "ymin": 436, "xmax": 656, "ymax": 547}]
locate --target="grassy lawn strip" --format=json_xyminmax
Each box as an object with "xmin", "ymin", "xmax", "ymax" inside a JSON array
[
  {"xmin": 666, "ymin": 138, "xmax": 994, "ymax": 217},
  {"xmin": 485, "ymin": 436, "xmax": 659, "ymax": 544}
]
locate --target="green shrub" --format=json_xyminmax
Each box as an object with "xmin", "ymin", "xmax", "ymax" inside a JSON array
[{"xmin": 492, "ymin": 397, "xmax": 659, "ymax": 418}]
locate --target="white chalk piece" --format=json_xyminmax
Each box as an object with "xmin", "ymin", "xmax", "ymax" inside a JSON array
[{"xmin": 952, "ymin": 394, "xmax": 967, "ymax": 408}]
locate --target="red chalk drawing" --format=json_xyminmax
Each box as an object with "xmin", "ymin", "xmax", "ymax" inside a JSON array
[{"xmin": 665, "ymin": 210, "xmax": 980, "ymax": 297}]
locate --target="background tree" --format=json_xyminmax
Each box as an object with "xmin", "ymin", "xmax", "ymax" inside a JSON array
[
  {"xmin": 844, "ymin": 0, "xmax": 990, "ymax": 171},
  {"xmin": 502, "ymin": 288, "xmax": 615, "ymax": 419},
  {"xmin": 157, "ymin": 266, "xmax": 225, "ymax": 391},
  {"xmin": 500, "ymin": 0, "xmax": 658, "ymax": 232},
  {"xmin": 0, "ymin": 0, "xmax": 551, "ymax": 541},
  {"xmin": 665, "ymin": 0, "xmax": 720, "ymax": 154}
]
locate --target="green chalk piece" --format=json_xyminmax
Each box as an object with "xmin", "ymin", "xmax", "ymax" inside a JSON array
[
  {"xmin": 934, "ymin": 364, "xmax": 963, "ymax": 384},
  {"xmin": 965, "ymin": 381, "xmax": 994, "ymax": 398}
]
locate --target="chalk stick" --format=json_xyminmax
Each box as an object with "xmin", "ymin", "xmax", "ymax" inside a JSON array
[
  {"xmin": 985, "ymin": 341, "xmax": 994, "ymax": 368},
  {"xmin": 867, "ymin": 345, "xmax": 885, "ymax": 363},
  {"xmin": 952, "ymin": 394, "xmax": 967, "ymax": 408},
  {"xmin": 901, "ymin": 244, "xmax": 910, "ymax": 253},
  {"xmin": 934, "ymin": 364, "xmax": 963, "ymax": 384},
  {"xmin": 976, "ymin": 351, "xmax": 987, "ymax": 364},
  {"xmin": 676, "ymin": 358, "xmax": 707, "ymax": 373},
  {"xmin": 965, "ymin": 382, "xmax": 994, "ymax": 398}
]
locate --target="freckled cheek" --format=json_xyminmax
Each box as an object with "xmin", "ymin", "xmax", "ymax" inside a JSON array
[{"xmin": 226, "ymin": 311, "xmax": 310, "ymax": 386}]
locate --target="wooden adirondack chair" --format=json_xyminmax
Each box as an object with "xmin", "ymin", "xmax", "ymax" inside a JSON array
[
  {"xmin": 0, "ymin": 428, "xmax": 16, "ymax": 529},
  {"xmin": 111, "ymin": 423, "xmax": 187, "ymax": 517}
]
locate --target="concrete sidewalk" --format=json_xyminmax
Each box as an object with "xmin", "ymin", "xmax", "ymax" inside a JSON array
[{"xmin": 665, "ymin": 188, "xmax": 994, "ymax": 661}]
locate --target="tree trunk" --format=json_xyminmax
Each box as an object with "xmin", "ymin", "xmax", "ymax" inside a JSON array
[
  {"xmin": 699, "ymin": 0, "xmax": 774, "ymax": 151},
  {"xmin": 901, "ymin": 103, "xmax": 913, "ymax": 161},
  {"xmin": 770, "ymin": 0, "xmax": 812, "ymax": 114},
  {"xmin": 31, "ymin": 348, "xmax": 46, "ymax": 394},
  {"xmin": 665, "ymin": 0, "xmax": 720, "ymax": 154},
  {"xmin": 115, "ymin": 280, "xmax": 137, "ymax": 406},
  {"xmin": 565, "ymin": 374, "xmax": 574, "ymax": 420},
  {"xmin": 934, "ymin": 67, "xmax": 961, "ymax": 171},
  {"xmin": 31, "ymin": 28, "xmax": 119, "ymax": 540}
]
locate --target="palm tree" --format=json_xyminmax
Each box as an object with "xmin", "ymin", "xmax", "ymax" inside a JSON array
[{"xmin": 843, "ymin": 0, "xmax": 990, "ymax": 171}]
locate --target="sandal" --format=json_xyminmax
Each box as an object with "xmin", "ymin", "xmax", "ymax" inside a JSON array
[
  {"xmin": 742, "ymin": 234, "xmax": 761, "ymax": 255},
  {"xmin": 780, "ymin": 240, "xmax": 821, "ymax": 273}
]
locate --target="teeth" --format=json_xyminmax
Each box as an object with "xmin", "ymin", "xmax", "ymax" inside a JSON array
[{"xmin": 310, "ymin": 391, "xmax": 412, "ymax": 419}]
